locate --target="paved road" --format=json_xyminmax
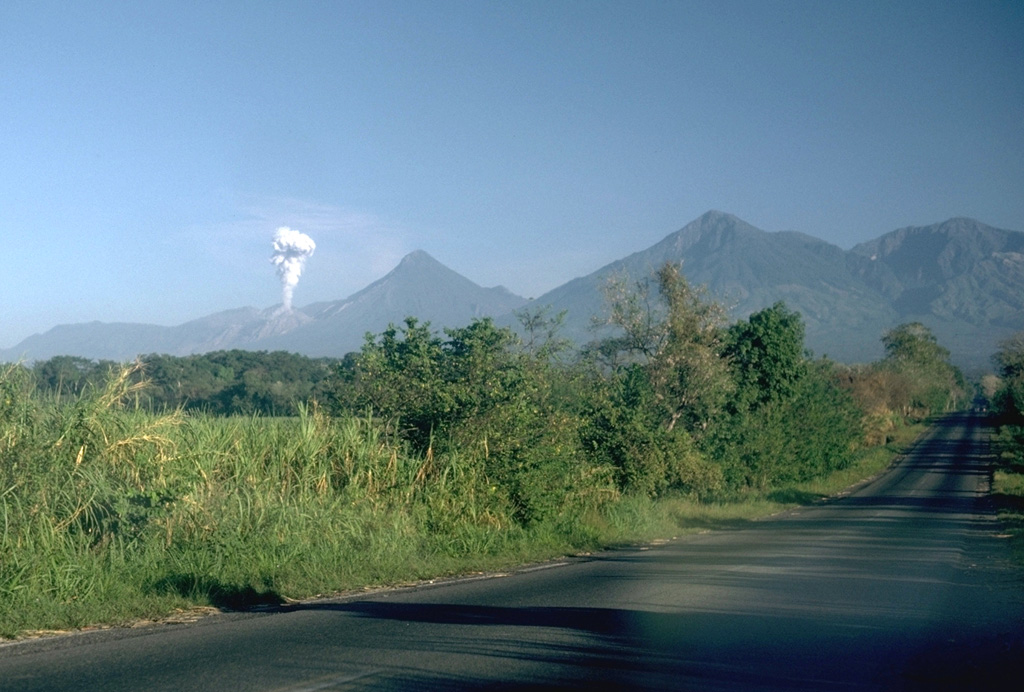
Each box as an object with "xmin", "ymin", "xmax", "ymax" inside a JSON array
[{"xmin": 2, "ymin": 413, "xmax": 1022, "ymax": 691}]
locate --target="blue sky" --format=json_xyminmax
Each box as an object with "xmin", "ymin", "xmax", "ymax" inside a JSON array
[{"xmin": 2, "ymin": 0, "xmax": 1022, "ymax": 347}]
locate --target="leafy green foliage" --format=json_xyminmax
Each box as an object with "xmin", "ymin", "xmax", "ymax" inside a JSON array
[
  {"xmin": 652, "ymin": 264, "xmax": 734, "ymax": 433},
  {"xmin": 995, "ymin": 333, "xmax": 1024, "ymax": 380},
  {"xmin": 712, "ymin": 359, "xmax": 859, "ymax": 490},
  {"xmin": 334, "ymin": 317, "xmax": 597, "ymax": 524},
  {"xmin": 993, "ymin": 332, "xmax": 1024, "ymax": 425},
  {"xmin": 338, "ymin": 318, "xmax": 450, "ymax": 451},
  {"xmin": 991, "ymin": 331, "xmax": 1024, "ymax": 427},
  {"xmin": 137, "ymin": 350, "xmax": 337, "ymax": 416},
  {"xmin": 515, "ymin": 305, "xmax": 572, "ymax": 361},
  {"xmin": 592, "ymin": 265, "xmax": 860, "ymax": 494},
  {"xmin": 880, "ymin": 322, "xmax": 967, "ymax": 416},
  {"xmin": 32, "ymin": 356, "xmax": 119, "ymax": 398},
  {"xmin": 987, "ymin": 336, "xmax": 1024, "ymax": 568},
  {"xmin": 710, "ymin": 304, "xmax": 861, "ymax": 489},
  {"xmin": 883, "ymin": 321, "xmax": 950, "ymax": 366},
  {"xmin": 595, "ymin": 264, "xmax": 733, "ymax": 435},
  {"xmin": 579, "ymin": 365, "xmax": 722, "ymax": 497},
  {"xmin": 725, "ymin": 302, "xmax": 807, "ymax": 411},
  {"xmin": 30, "ymin": 351, "xmax": 338, "ymax": 416}
]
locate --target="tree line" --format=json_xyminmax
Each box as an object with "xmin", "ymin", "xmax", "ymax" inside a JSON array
[
  {"xmin": 16, "ymin": 262, "xmax": 970, "ymax": 509},
  {"xmin": 991, "ymin": 332, "xmax": 1024, "ymax": 426},
  {"xmin": 330, "ymin": 265, "xmax": 965, "ymax": 506},
  {"xmin": 29, "ymin": 350, "xmax": 338, "ymax": 416}
]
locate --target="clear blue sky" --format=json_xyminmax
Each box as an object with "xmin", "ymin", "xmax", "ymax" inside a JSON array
[{"xmin": 2, "ymin": 0, "xmax": 1022, "ymax": 347}]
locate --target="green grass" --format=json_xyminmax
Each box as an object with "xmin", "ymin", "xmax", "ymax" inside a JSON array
[
  {"xmin": 0, "ymin": 365, "xmax": 927, "ymax": 640},
  {"xmin": 0, "ymin": 367, "xmax": 596, "ymax": 637},
  {"xmin": 992, "ymin": 426, "xmax": 1024, "ymax": 565},
  {"xmin": 648, "ymin": 423, "xmax": 926, "ymax": 536}
]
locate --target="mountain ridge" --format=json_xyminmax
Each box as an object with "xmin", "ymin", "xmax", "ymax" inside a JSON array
[
  {"xmin": 3, "ymin": 212, "xmax": 1021, "ymax": 370},
  {"xmin": 525, "ymin": 211, "xmax": 901, "ymax": 364}
]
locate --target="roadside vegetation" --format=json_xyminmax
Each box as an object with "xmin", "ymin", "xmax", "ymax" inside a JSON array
[
  {"xmin": 1, "ymin": 263, "xmax": 966, "ymax": 638},
  {"xmin": 987, "ymin": 333, "xmax": 1024, "ymax": 563}
]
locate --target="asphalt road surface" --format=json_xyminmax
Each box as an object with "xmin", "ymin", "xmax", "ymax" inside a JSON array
[{"xmin": 2, "ymin": 413, "xmax": 1022, "ymax": 691}]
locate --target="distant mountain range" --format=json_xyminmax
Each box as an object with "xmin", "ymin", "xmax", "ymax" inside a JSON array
[
  {"xmin": 526, "ymin": 212, "xmax": 1024, "ymax": 370},
  {"xmin": 3, "ymin": 212, "xmax": 1022, "ymax": 371},
  {"xmin": 1, "ymin": 250, "xmax": 528, "ymax": 363}
]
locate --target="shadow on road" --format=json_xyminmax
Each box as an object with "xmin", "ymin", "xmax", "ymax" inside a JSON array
[
  {"xmin": 287, "ymin": 596, "xmax": 1024, "ymax": 691},
  {"xmin": 308, "ymin": 600, "xmax": 650, "ymax": 637},
  {"xmin": 147, "ymin": 574, "xmax": 285, "ymax": 610}
]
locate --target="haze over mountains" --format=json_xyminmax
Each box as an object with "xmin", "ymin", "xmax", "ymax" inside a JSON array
[{"xmin": 3, "ymin": 212, "xmax": 1022, "ymax": 371}]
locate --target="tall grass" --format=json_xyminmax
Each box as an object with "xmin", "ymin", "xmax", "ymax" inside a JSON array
[
  {"xmin": 0, "ymin": 363, "xmax": 917, "ymax": 639},
  {"xmin": 0, "ymin": 365, "xmax": 615, "ymax": 637}
]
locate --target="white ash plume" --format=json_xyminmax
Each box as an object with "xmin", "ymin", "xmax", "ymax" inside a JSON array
[{"xmin": 270, "ymin": 227, "xmax": 316, "ymax": 311}]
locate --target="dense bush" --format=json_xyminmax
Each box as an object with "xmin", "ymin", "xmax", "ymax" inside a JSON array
[
  {"xmin": 711, "ymin": 321, "xmax": 861, "ymax": 489},
  {"xmin": 578, "ymin": 365, "xmax": 722, "ymax": 498},
  {"xmin": 333, "ymin": 317, "xmax": 605, "ymax": 524},
  {"xmin": 832, "ymin": 322, "xmax": 969, "ymax": 446},
  {"xmin": 992, "ymin": 332, "xmax": 1024, "ymax": 425}
]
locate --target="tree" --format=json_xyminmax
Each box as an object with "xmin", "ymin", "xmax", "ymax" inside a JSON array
[
  {"xmin": 593, "ymin": 269, "xmax": 666, "ymax": 365},
  {"xmin": 725, "ymin": 302, "xmax": 807, "ymax": 411},
  {"xmin": 137, "ymin": 351, "xmax": 336, "ymax": 415},
  {"xmin": 343, "ymin": 317, "xmax": 450, "ymax": 450},
  {"xmin": 880, "ymin": 322, "xmax": 965, "ymax": 415},
  {"xmin": 597, "ymin": 263, "xmax": 733, "ymax": 434},
  {"xmin": 335, "ymin": 316, "xmax": 589, "ymax": 522},
  {"xmin": 33, "ymin": 356, "xmax": 116, "ymax": 397},
  {"xmin": 993, "ymin": 332, "xmax": 1024, "ymax": 423},
  {"xmin": 994, "ymin": 332, "xmax": 1024, "ymax": 381},
  {"xmin": 579, "ymin": 363, "xmax": 722, "ymax": 497},
  {"xmin": 339, "ymin": 317, "xmax": 541, "ymax": 452},
  {"xmin": 442, "ymin": 318, "xmax": 534, "ymax": 451},
  {"xmin": 515, "ymin": 305, "xmax": 572, "ymax": 360},
  {"xmin": 882, "ymin": 322, "xmax": 950, "ymax": 368},
  {"xmin": 580, "ymin": 263, "xmax": 732, "ymax": 497},
  {"xmin": 653, "ymin": 263, "xmax": 734, "ymax": 433}
]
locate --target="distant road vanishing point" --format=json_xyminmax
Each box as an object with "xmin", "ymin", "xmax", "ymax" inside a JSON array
[{"xmin": 1, "ymin": 413, "xmax": 1022, "ymax": 691}]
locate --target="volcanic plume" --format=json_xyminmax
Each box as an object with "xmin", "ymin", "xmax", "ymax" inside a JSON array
[{"xmin": 270, "ymin": 227, "xmax": 316, "ymax": 311}]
